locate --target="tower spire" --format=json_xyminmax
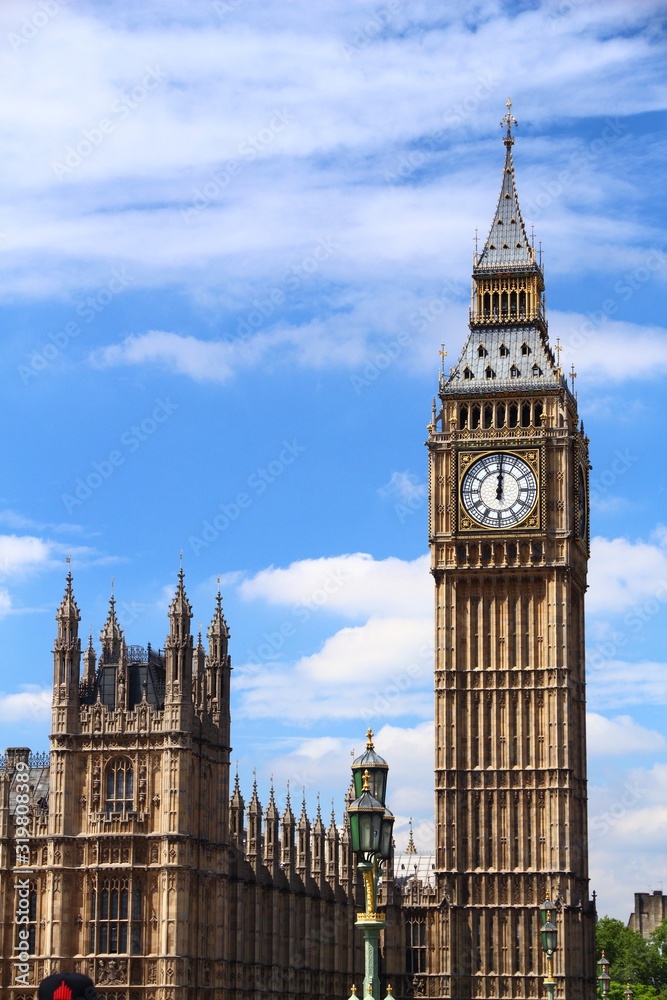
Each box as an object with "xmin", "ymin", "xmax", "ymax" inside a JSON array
[
  {"xmin": 500, "ymin": 96, "xmax": 518, "ymax": 147},
  {"xmin": 475, "ymin": 101, "xmax": 533, "ymax": 272}
]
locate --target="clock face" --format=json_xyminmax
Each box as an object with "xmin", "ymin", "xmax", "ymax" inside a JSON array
[{"xmin": 461, "ymin": 452, "xmax": 538, "ymax": 529}]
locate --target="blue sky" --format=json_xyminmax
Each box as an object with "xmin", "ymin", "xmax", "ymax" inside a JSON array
[{"xmin": 0, "ymin": 0, "xmax": 666, "ymax": 919}]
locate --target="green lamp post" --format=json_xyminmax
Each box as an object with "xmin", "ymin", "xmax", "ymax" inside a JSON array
[
  {"xmin": 539, "ymin": 899, "xmax": 558, "ymax": 1000},
  {"xmin": 597, "ymin": 953, "xmax": 611, "ymax": 999},
  {"xmin": 347, "ymin": 730, "xmax": 395, "ymax": 1000}
]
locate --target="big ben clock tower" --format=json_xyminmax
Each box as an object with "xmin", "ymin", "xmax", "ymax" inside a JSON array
[{"xmin": 426, "ymin": 104, "xmax": 596, "ymax": 1000}]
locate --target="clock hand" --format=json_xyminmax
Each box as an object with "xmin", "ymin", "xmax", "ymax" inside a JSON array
[{"xmin": 496, "ymin": 455, "xmax": 504, "ymax": 501}]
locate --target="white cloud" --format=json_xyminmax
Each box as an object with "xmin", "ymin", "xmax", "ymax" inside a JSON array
[
  {"xmin": 588, "ymin": 535, "xmax": 667, "ymax": 615},
  {"xmin": 378, "ymin": 471, "xmax": 427, "ymax": 504},
  {"xmin": 0, "ymin": 1, "xmax": 662, "ymax": 308},
  {"xmin": 0, "ymin": 685, "xmax": 51, "ymax": 722},
  {"xmin": 238, "ymin": 552, "xmax": 431, "ymax": 620},
  {"xmin": 0, "ymin": 534, "xmax": 53, "ymax": 578},
  {"xmin": 587, "ymin": 713, "xmax": 666, "ymax": 756},
  {"xmin": 301, "ymin": 616, "xmax": 431, "ymax": 685},
  {"xmin": 553, "ymin": 313, "xmax": 667, "ymax": 383},
  {"xmin": 256, "ymin": 721, "xmax": 435, "ymax": 834},
  {"xmin": 590, "ymin": 761, "xmax": 667, "ymax": 917},
  {"xmin": 92, "ymin": 330, "xmax": 246, "ymax": 383},
  {"xmin": 587, "ymin": 659, "xmax": 667, "ymax": 710}
]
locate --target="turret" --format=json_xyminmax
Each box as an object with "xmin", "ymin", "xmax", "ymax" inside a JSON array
[
  {"xmin": 82, "ymin": 630, "xmax": 96, "ymax": 687},
  {"xmin": 312, "ymin": 797, "xmax": 327, "ymax": 894},
  {"xmin": 229, "ymin": 770, "xmax": 245, "ymax": 854},
  {"xmin": 164, "ymin": 568, "xmax": 194, "ymax": 729},
  {"xmin": 52, "ymin": 570, "xmax": 81, "ymax": 733},
  {"xmin": 193, "ymin": 627, "xmax": 205, "ymax": 713},
  {"xmin": 247, "ymin": 775, "xmax": 263, "ymax": 876},
  {"xmin": 206, "ymin": 587, "xmax": 231, "ymax": 737},
  {"xmin": 280, "ymin": 787, "xmax": 296, "ymax": 883},
  {"xmin": 264, "ymin": 782, "xmax": 281, "ymax": 881},
  {"xmin": 326, "ymin": 801, "xmax": 340, "ymax": 893},
  {"xmin": 296, "ymin": 792, "xmax": 311, "ymax": 883}
]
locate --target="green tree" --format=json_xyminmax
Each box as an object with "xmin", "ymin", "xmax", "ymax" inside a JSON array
[{"xmin": 596, "ymin": 917, "xmax": 667, "ymax": 993}]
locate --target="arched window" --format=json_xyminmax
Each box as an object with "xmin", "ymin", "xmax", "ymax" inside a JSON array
[
  {"xmin": 16, "ymin": 881, "xmax": 38, "ymax": 955},
  {"xmin": 105, "ymin": 758, "xmax": 134, "ymax": 816},
  {"xmin": 485, "ymin": 366, "xmax": 496, "ymax": 380}
]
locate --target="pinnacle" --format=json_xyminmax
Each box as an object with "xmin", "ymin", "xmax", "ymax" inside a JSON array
[{"xmin": 56, "ymin": 569, "xmax": 80, "ymax": 622}]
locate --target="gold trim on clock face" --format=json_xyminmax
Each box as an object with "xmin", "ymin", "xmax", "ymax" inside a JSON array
[{"xmin": 461, "ymin": 452, "xmax": 538, "ymax": 529}]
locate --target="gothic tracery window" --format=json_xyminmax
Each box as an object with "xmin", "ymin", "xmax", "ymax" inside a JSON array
[
  {"xmin": 405, "ymin": 916, "xmax": 426, "ymax": 974},
  {"xmin": 105, "ymin": 758, "xmax": 134, "ymax": 816},
  {"xmin": 89, "ymin": 877, "xmax": 142, "ymax": 955}
]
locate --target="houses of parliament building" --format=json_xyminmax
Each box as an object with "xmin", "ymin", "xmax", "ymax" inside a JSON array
[{"xmin": 0, "ymin": 109, "xmax": 597, "ymax": 1000}]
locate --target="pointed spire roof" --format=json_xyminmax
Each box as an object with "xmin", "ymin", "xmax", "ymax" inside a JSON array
[
  {"xmin": 231, "ymin": 766, "xmax": 244, "ymax": 807},
  {"xmin": 169, "ymin": 567, "xmax": 192, "ymax": 620},
  {"xmin": 406, "ymin": 817, "xmax": 417, "ymax": 854},
  {"xmin": 475, "ymin": 99, "xmax": 534, "ymax": 273},
  {"xmin": 328, "ymin": 799, "xmax": 338, "ymax": 833},
  {"xmin": 282, "ymin": 783, "xmax": 295, "ymax": 824},
  {"xmin": 100, "ymin": 593, "xmax": 123, "ymax": 645},
  {"xmin": 298, "ymin": 789, "xmax": 310, "ymax": 827},
  {"xmin": 249, "ymin": 770, "xmax": 260, "ymax": 810},
  {"xmin": 56, "ymin": 569, "xmax": 80, "ymax": 622},
  {"xmin": 266, "ymin": 778, "xmax": 279, "ymax": 819},
  {"xmin": 208, "ymin": 586, "xmax": 229, "ymax": 640}
]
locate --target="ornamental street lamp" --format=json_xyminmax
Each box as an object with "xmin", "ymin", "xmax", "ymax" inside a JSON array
[
  {"xmin": 539, "ymin": 899, "xmax": 558, "ymax": 1000},
  {"xmin": 624, "ymin": 983, "xmax": 633, "ymax": 1000},
  {"xmin": 347, "ymin": 730, "xmax": 395, "ymax": 1000},
  {"xmin": 597, "ymin": 953, "xmax": 611, "ymax": 998}
]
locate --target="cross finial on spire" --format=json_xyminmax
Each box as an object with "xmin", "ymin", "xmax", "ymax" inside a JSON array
[
  {"xmin": 439, "ymin": 342, "xmax": 447, "ymax": 375},
  {"xmin": 501, "ymin": 97, "xmax": 518, "ymax": 146}
]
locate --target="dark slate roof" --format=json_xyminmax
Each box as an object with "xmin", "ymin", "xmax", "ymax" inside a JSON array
[
  {"xmin": 444, "ymin": 323, "xmax": 562, "ymax": 394},
  {"xmin": 2, "ymin": 753, "xmax": 51, "ymax": 815}
]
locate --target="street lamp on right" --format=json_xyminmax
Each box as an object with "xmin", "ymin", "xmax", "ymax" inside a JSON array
[{"xmin": 540, "ymin": 899, "xmax": 558, "ymax": 1000}]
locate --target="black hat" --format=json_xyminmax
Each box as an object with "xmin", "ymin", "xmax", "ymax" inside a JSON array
[{"xmin": 38, "ymin": 972, "xmax": 98, "ymax": 1000}]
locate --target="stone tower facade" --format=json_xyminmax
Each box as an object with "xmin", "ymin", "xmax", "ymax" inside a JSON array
[
  {"xmin": 0, "ymin": 571, "xmax": 364, "ymax": 999},
  {"xmin": 426, "ymin": 106, "xmax": 596, "ymax": 1000}
]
